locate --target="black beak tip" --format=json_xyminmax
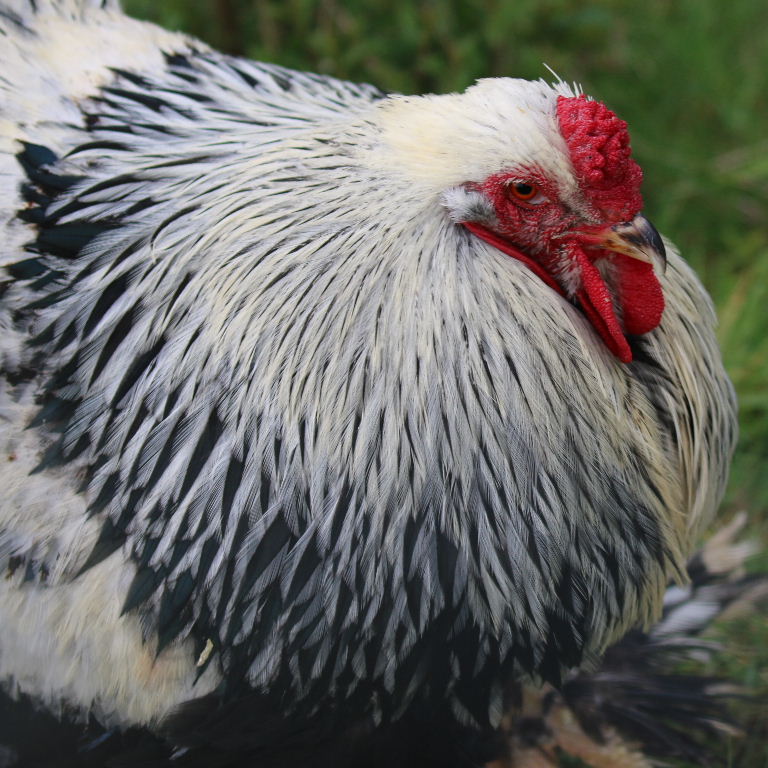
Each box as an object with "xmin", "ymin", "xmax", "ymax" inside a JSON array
[{"xmin": 634, "ymin": 213, "xmax": 667, "ymax": 272}]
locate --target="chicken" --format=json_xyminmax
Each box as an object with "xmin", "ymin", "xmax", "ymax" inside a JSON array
[{"xmin": 0, "ymin": 1, "xmax": 737, "ymax": 766}]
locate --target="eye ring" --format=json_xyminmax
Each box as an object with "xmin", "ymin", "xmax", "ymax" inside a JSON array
[{"xmin": 505, "ymin": 180, "xmax": 548, "ymax": 205}]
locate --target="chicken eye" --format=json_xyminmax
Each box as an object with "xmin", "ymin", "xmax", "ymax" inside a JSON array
[{"xmin": 506, "ymin": 181, "xmax": 547, "ymax": 205}]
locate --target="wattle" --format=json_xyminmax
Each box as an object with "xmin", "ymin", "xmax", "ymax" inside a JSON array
[{"xmin": 573, "ymin": 246, "xmax": 664, "ymax": 363}]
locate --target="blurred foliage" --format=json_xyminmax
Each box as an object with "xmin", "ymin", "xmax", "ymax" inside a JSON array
[{"xmin": 122, "ymin": 1, "xmax": 768, "ymax": 764}]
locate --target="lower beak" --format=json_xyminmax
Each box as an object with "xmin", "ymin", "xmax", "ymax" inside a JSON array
[{"xmin": 578, "ymin": 214, "xmax": 667, "ymax": 274}]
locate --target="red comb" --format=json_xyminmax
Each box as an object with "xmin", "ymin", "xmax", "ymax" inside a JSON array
[{"xmin": 556, "ymin": 94, "xmax": 643, "ymax": 221}]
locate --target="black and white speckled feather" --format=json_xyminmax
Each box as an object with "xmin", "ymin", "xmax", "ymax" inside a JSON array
[
  {"xmin": 501, "ymin": 514, "xmax": 767, "ymax": 768},
  {"xmin": 0, "ymin": 0, "xmax": 737, "ymax": 762}
]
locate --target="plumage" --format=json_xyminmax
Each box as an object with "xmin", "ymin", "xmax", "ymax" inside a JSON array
[
  {"xmin": 498, "ymin": 512, "xmax": 767, "ymax": 768},
  {"xmin": 0, "ymin": 1, "xmax": 738, "ymax": 766},
  {"xmin": 2, "ymin": 518, "xmax": 762, "ymax": 768}
]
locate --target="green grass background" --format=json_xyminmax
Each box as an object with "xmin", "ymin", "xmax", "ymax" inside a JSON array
[{"xmin": 122, "ymin": 2, "xmax": 768, "ymax": 764}]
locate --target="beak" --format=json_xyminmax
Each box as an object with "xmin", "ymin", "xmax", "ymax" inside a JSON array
[{"xmin": 578, "ymin": 214, "xmax": 667, "ymax": 275}]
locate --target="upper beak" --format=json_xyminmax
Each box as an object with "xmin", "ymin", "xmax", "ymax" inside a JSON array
[{"xmin": 578, "ymin": 214, "xmax": 667, "ymax": 274}]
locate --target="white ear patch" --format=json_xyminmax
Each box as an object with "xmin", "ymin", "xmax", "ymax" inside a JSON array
[{"xmin": 440, "ymin": 186, "xmax": 496, "ymax": 225}]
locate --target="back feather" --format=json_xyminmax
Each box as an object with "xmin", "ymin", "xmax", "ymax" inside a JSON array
[{"xmin": 0, "ymin": 0, "xmax": 119, "ymax": 18}]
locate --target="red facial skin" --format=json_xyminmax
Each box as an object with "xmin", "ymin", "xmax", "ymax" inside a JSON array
[{"xmin": 461, "ymin": 95, "xmax": 664, "ymax": 364}]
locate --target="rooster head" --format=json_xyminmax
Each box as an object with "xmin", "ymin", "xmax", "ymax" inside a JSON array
[{"xmin": 376, "ymin": 81, "xmax": 667, "ymax": 363}]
